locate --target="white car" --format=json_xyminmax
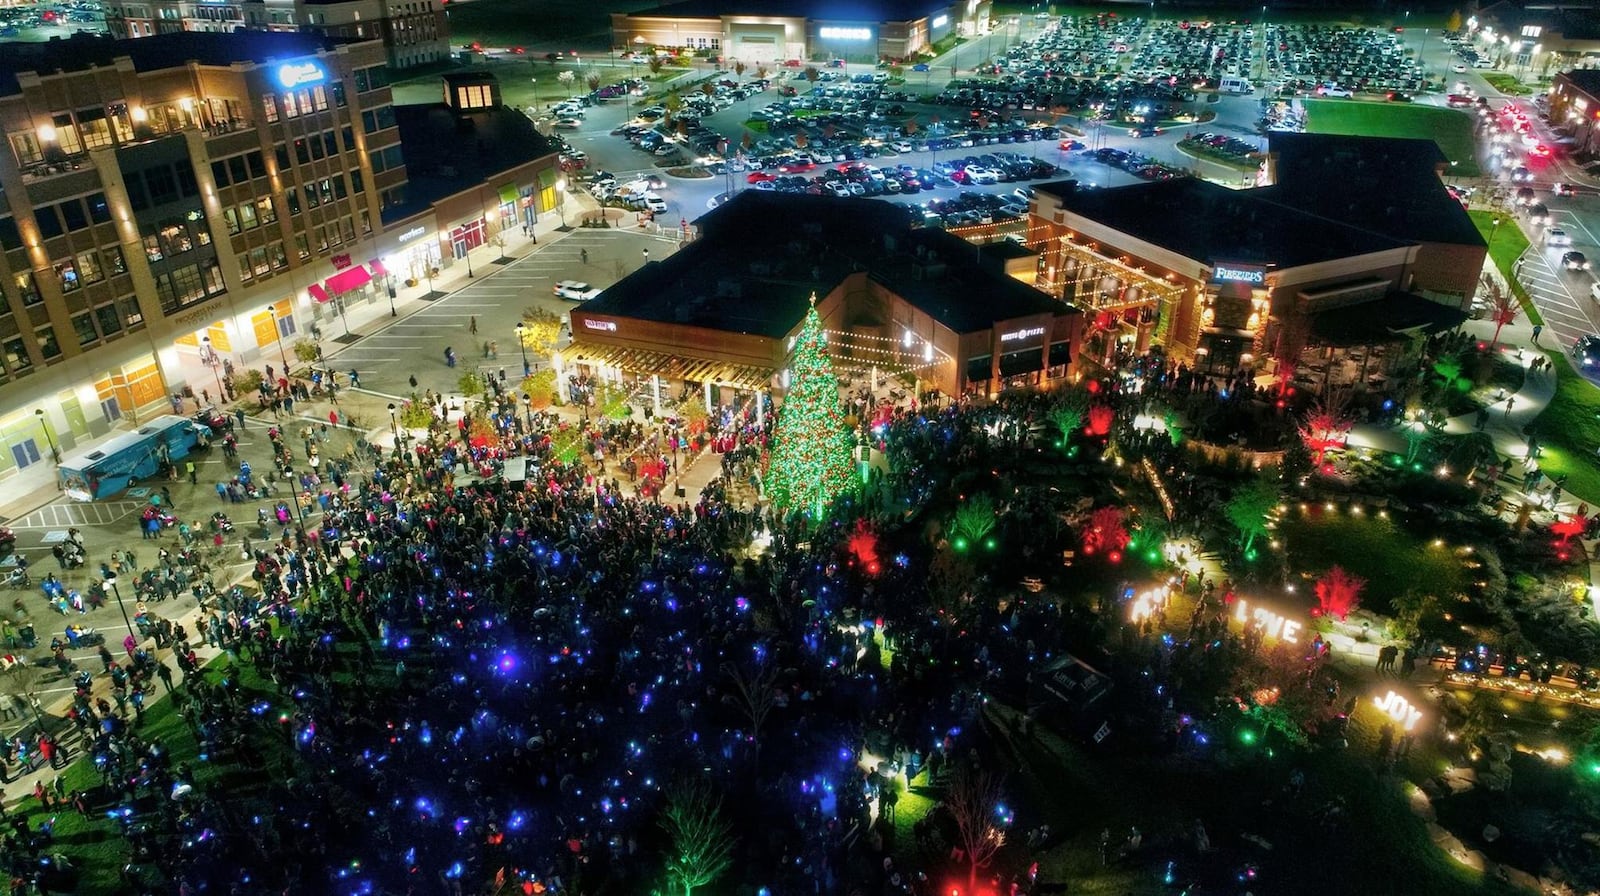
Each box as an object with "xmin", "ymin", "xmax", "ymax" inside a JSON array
[
  {"xmin": 554, "ymin": 280, "xmax": 601, "ymax": 300},
  {"xmin": 1547, "ymin": 228, "xmax": 1573, "ymax": 247},
  {"xmin": 890, "ymin": 140, "xmax": 913, "ymax": 153},
  {"xmin": 554, "ymin": 118, "xmax": 583, "ymax": 129},
  {"xmin": 968, "ymin": 167, "xmax": 1001, "ymax": 185},
  {"xmin": 643, "ymin": 193, "xmax": 668, "ymax": 213},
  {"xmin": 1318, "ymin": 84, "xmax": 1353, "ymax": 98},
  {"xmin": 1452, "ymin": 63, "xmax": 1467, "ymax": 73}
]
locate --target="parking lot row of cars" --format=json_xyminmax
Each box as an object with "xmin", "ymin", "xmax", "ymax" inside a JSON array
[{"xmin": 1178, "ymin": 131, "xmax": 1262, "ymax": 161}]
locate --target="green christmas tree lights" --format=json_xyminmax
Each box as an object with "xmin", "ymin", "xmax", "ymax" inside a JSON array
[{"xmin": 765, "ymin": 295, "xmax": 856, "ymax": 517}]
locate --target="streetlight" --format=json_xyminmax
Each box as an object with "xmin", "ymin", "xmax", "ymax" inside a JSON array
[
  {"xmin": 1490, "ymin": 215, "xmax": 1503, "ymax": 245},
  {"xmin": 388, "ymin": 402, "xmax": 398, "ymax": 442},
  {"xmin": 516, "ymin": 322, "xmax": 531, "ymax": 378},
  {"xmin": 530, "ymin": 77, "xmax": 539, "ymax": 114},
  {"xmin": 267, "ymin": 307, "xmax": 292, "ymax": 375},
  {"xmin": 201, "ymin": 337, "xmax": 224, "ymax": 398},
  {"xmin": 642, "ymin": 248, "xmax": 650, "ymax": 269},
  {"xmin": 555, "ymin": 177, "xmax": 569, "ymax": 230},
  {"xmin": 386, "ymin": 274, "xmax": 397, "ymax": 317},
  {"xmin": 34, "ymin": 408, "xmax": 59, "ymax": 464},
  {"xmin": 103, "ymin": 574, "xmax": 137, "ymax": 645},
  {"xmin": 523, "ymin": 392, "xmax": 533, "ymax": 429}
]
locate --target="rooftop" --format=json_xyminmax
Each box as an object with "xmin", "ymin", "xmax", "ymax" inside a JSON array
[
  {"xmin": 1264, "ymin": 132, "xmax": 1483, "ymax": 248},
  {"xmin": 635, "ymin": 0, "xmax": 949, "ymax": 23},
  {"xmin": 0, "ymin": 31, "xmax": 345, "ymax": 95},
  {"xmin": 385, "ymin": 103, "xmax": 558, "ymax": 225},
  {"xmin": 1049, "ymin": 178, "xmax": 1410, "ymax": 269},
  {"xmin": 578, "ymin": 192, "xmax": 1072, "ymax": 338},
  {"xmin": 1563, "ymin": 69, "xmax": 1600, "ymax": 98}
]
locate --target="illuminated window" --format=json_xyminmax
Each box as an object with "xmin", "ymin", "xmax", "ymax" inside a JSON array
[
  {"xmin": 8, "ymin": 131, "xmax": 43, "ymax": 166},
  {"xmin": 52, "ymin": 113, "xmax": 83, "ymax": 155},
  {"xmin": 1520, "ymin": 25, "xmax": 1541, "ymax": 37},
  {"xmin": 72, "ymin": 312, "xmax": 97, "ymax": 345},
  {"xmin": 55, "ymin": 258, "xmax": 80, "ymax": 292},
  {"xmin": 256, "ymin": 197, "xmax": 277, "ymax": 226},
  {"xmin": 78, "ymin": 107, "xmax": 112, "ymax": 150},
  {"xmin": 76, "ymin": 249, "xmax": 104, "ymax": 284}
]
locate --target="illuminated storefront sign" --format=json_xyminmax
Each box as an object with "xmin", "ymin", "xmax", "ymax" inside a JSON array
[
  {"xmin": 397, "ymin": 225, "xmax": 427, "ymax": 244},
  {"xmin": 1000, "ymin": 326, "xmax": 1045, "ymax": 343},
  {"xmin": 1373, "ymin": 690, "xmax": 1423, "ymax": 732},
  {"xmin": 276, "ymin": 61, "xmax": 327, "ymax": 89},
  {"xmin": 1212, "ymin": 264, "xmax": 1266, "ymax": 285},
  {"xmin": 1232, "ymin": 598, "xmax": 1302, "ymax": 643},
  {"xmin": 583, "ymin": 319, "xmax": 617, "ymax": 332},
  {"xmin": 932, "ymin": 14, "xmax": 949, "ymax": 27},
  {"xmin": 819, "ymin": 26, "xmax": 872, "ymax": 40}
]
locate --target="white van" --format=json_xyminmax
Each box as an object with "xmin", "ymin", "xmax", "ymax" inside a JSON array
[
  {"xmin": 1219, "ymin": 76, "xmax": 1252, "ymax": 95},
  {"xmin": 1590, "ymin": 280, "xmax": 1600, "ymax": 305}
]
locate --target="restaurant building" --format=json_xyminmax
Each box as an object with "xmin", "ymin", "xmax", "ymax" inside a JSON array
[
  {"xmin": 0, "ymin": 32, "xmax": 557, "ymax": 483},
  {"xmin": 1028, "ymin": 133, "xmax": 1483, "ymax": 391},
  {"xmin": 610, "ymin": 0, "xmax": 990, "ymax": 65},
  {"xmin": 563, "ymin": 192, "xmax": 1080, "ymax": 418}
]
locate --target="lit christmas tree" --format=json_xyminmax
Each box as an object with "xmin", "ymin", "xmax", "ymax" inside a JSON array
[{"xmin": 765, "ymin": 295, "xmax": 856, "ymax": 517}]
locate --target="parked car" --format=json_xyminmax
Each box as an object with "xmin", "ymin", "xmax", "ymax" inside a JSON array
[
  {"xmin": 554, "ymin": 118, "xmax": 583, "ymax": 129},
  {"xmin": 1563, "ymin": 251, "xmax": 1590, "ymax": 271}
]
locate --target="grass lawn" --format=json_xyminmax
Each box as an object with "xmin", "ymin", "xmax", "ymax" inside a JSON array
[
  {"xmin": 1303, "ymin": 100, "xmax": 1480, "ymax": 177},
  {"xmin": 1528, "ymin": 350, "xmax": 1600, "ymax": 505},
  {"xmin": 1469, "ymin": 210, "xmax": 1541, "ymax": 326},
  {"xmin": 14, "ymin": 656, "xmax": 303, "ymax": 894},
  {"xmin": 1276, "ymin": 510, "xmax": 1470, "ymax": 615},
  {"xmin": 1481, "ymin": 73, "xmax": 1532, "ymax": 96}
]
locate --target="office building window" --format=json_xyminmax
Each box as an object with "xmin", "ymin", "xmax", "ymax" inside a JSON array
[
  {"xmin": 3, "ymin": 337, "xmax": 31, "ymax": 371},
  {"xmin": 60, "ymin": 197, "xmax": 87, "ymax": 232},
  {"xmin": 105, "ymin": 246, "xmax": 126, "ymax": 275},
  {"xmin": 14, "ymin": 271, "xmax": 40, "ymax": 306},
  {"xmin": 256, "ymin": 197, "xmax": 277, "ymax": 226},
  {"xmin": 286, "ymin": 190, "xmax": 301, "ymax": 216},
  {"xmin": 248, "ymin": 246, "xmax": 269, "ymax": 276},
  {"xmin": 33, "ymin": 205, "xmax": 63, "ymax": 240},
  {"xmin": 119, "ymin": 294, "xmax": 143, "ymax": 327},
  {"xmin": 262, "ymin": 95, "xmax": 279, "ymax": 123},
  {"xmin": 76, "ymin": 249, "xmax": 104, "ymax": 284},
  {"xmin": 78, "ymin": 108, "xmax": 112, "ymax": 150},
  {"xmin": 269, "ymin": 241, "xmax": 287, "ymax": 269},
  {"xmin": 9, "ymin": 131, "xmax": 43, "ymax": 166},
  {"xmin": 108, "ymin": 103, "xmax": 134, "ymax": 143},
  {"xmin": 51, "ymin": 113, "xmax": 83, "ymax": 155},
  {"xmin": 86, "ymin": 192, "xmax": 111, "ymax": 224},
  {"xmin": 55, "ymin": 258, "xmax": 80, "ymax": 291},
  {"xmin": 36, "ymin": 326, "xmax": 60, "ymax": 359},
  {"xmin": 0, "ymin": 215, "xmax": 20, "ymax": 251},
  {"xmin": 95, "ymin": 303, "xmax": 122, "ymax": 336},
  {"xmin": 294, "ymin": 233, "xmax": 309, "ymax": 259},
  {"xmin": 238, "ymin": 201, "xmax": 258, "ymax": 230},
  {"xmin": 71, "ymin": 312, "xmax": 97, "ymax": 345}
]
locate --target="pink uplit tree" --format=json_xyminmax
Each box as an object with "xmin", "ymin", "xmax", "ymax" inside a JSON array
[
  {"xmin": 1081, "ymin": 506, "xmax": 1131, "ymax": 561},
  {"xmin": 1085, "ymin": 404, "xmax": 1115, "ymax": 437},
  {"xmin": 1298, "ymin": 402, "xmax": 1353, "ymax": 466}
]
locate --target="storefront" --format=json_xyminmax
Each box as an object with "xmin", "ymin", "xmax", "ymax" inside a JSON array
[{"xmin": 449, "ymin": 218, "xmax": 487, "ymax": 262}]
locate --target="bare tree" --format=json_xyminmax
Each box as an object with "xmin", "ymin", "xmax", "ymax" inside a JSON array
[
  {"xmin": 946, "ymin": 762, "xmax": 1007, "ymax": 890},
  {"xmin": 7, "ymin": 663, "xmax": 47, "ymax": 732},
  {"xmin": 659, "ymin": 779, "xmax": 736, "ymax": 896},
  {"xmin": 722, "ymin": 659, "xmax": 779, "ymax": 753}
]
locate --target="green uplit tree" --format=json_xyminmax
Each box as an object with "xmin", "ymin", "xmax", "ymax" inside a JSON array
[
  {"xmin": 659, "ymin": 779, "xmax": 736, "ymax": 896},
  {"xmin": 765, "ymin": 295, "xmax": 856, "ymax": 517}
]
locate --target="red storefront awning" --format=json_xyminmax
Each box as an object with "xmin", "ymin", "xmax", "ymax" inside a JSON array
[
  {"xmin": 369, "ymin": 258, "xmax": 387, "ymax": 278},
  {"xmin": 308, "ymin": 283, "xmax": 329, "ymax": 303},
  {"xmin": 326, "ymin": 265, "xmax": 372, "ymax": 295}
]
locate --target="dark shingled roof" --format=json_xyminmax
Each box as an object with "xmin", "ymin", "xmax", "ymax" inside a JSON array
[
  {"xmin": 385, "ymin": 103, "xmax": 558, "ymax": 225},
  {"xmin": 577, "ymin": 192, "xmax": 1072, "ymax": 337},
  {"xmin": 0, "ymin": 31, "xmax": 344, "ymax": 95},
  {"xmin": 637, "ymin": 0, "xmax": 948, "ymax": 23},
  {"xmin": 1047, "ymin": 177, "xmax": 1409, "ymax": 269},
  {"xmin": 1263, "ymin": 132, "xmax": 1484, "ymax": 248},
  {"xmin": 1565, "ymin": 69, "xmax": 1600, "ymax": 99},
  {"xmin": 1310, "ymin": 290, "xmax": 1469, "ymax": 346}
]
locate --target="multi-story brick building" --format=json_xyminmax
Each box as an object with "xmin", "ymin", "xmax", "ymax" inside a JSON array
[
  {"xmin": 0, "ymin": 32, "xmax": 557, "ymax": 481},
  {"xmin": 103, "ymin": 0, "xmax": 449, "ymax": 71}
]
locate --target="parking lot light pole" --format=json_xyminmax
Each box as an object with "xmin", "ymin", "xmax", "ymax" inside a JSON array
[
  {"xmin": 267, "ymin": 307, "xmax": 292, "ymax": 375},
  {"xmin": 516, "ymin": 322, "xmax": 531, "ymax": 378},
  {"xmin": 388, "ymin": 403, "xmax": 398, "ymax": 442},
  {"xmin": 103, "ymin": 574, "xmax": 138, "ymax": 644}
]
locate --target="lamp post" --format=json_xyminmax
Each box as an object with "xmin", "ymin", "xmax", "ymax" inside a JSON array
[
  {"xmin": 555, "ymin": 177, "xmax": 569, "ymax": 230},
  {"xmin": 103, "ymin": 574, "xmax": 137, "ymax": 644},
  {"xmin": 388, "ymin": 402, "xmax": 398, "ymax": 443},
  {"xmin": 516, "ymin": 322, "xmax": 531, "ymax": 378},
  {"xmin": 523, "ymin": 392, "xmax": 533, "ymax": 430},
  {"xmin": 201, "ymin": 337, "xmax": 225, "ymax": 398},
  {"xmin": 1490, "ymin": 215, "xmax": 1503, "ymax": 246},
  {"xmin": 642, "ymin": 248, "xmax": 650, "ymax": 269},
  {"xmin": 34, "ymin": 408, "xmax": 59, "ymax": 464},
  {"xmin": 267, "ymin": 307, "xmax": 292, "ymax": 375},
  {"xmin": 386, "ymin": 274, "xmax": 397, "ymax": 316}
]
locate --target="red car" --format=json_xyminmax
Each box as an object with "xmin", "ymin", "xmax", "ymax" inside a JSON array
[
  {"xmin": 778, "ymin": 159, "xmax": 816, "ymax": 174},
  {"xmin": 747, "ymin": 171, "xmax": 777, "ymax": 183}
]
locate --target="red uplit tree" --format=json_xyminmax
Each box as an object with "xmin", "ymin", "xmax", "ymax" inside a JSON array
[
  {"xmin": 1552, "ymin": 513, "xmax": 1587, "ymax": 546},
  {"xmin": 1298, "ymin": 401, "xmax": 1353, "ymax": 466},
  {"xmin": 1081, "ymin": 506, "xmax": 1130, "ymax": 561},
  {"xmin": 1313, "ymin": 565, "xmax": 1365, "ymax": 621},
  {"xmin": 1481, "ymin": 273, "xmax": 1519, "ymax": 351},
  {"xmin": 847, "ymin": 519, "xmax": 882, "ymax": 575},
  {"xmin": 1085, "ymin": 404, "xmax": 1115, "ymax": 437}
]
